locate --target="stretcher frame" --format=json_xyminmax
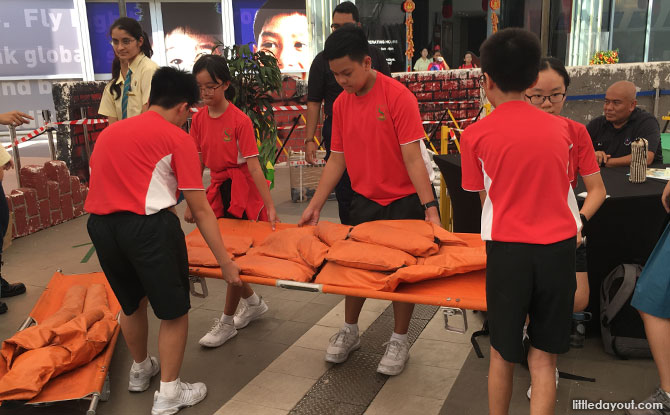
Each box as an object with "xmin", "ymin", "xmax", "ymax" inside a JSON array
[
  {"xmin": 1, "ymin": 272, "xmax": 122, "ymax": 415},
  {"xmin": 189, "ymin": 267, "xmax": 487, "ymax": 335}
]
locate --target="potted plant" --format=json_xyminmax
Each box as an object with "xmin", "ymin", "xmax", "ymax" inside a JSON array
[
  {"xmin": 213, "ymin": 43, "xmax": 282, "ymax": 185},
  {"xmin": 590, "ymin": 49, "xmax": 619, "ymax": 65}
]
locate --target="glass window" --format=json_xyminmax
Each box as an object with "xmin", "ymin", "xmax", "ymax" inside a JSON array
[
  {"xmin": 86, "ymin": 2, "xmax": 152, "ymax": 75},
  {"xmin": 357, "ymin": 0, "xmax": 406, "ymax": 72},
  {"xmin": 611, "ymin": 0, "xmax": 648, "ymax": 63},
  {"xmin": 648, "ymin": 0, "xmax": 670, "ymax": 61}
]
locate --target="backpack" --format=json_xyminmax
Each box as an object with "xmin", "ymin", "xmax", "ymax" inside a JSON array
[{"xmin": 600, "ymin": 264, "xmax": 652, "ymax": 359}]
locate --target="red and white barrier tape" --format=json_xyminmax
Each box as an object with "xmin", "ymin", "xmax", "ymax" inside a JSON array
[
  {"xmin": 422, "ymin": 115, "xmax": 478, "ymax": 125},
  {"xmin": 190, "ymin": 104, "xmax": 307, "ymax": 114},
  {"xmin": 423, "ymin": 100, "xmax": 480, "ymax": 105},
  {"xmin": 5, "ymin": 118, "xmax": 109, "ymax": 149}
]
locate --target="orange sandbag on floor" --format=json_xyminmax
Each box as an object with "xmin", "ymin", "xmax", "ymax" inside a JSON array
[
  {"xmin": 0, "ymin": 277, "xmax": 119, "ymax": 403},
  {"xmin": 325, "ymin": 240, "xmax": 417, "ymax": 271}
]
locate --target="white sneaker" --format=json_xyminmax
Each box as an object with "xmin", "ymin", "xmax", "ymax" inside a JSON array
[
  {"xmin": 151, "ymin": 380, "xmax": 207, "ymax": 415},
  {"xmin": 325, "ymin": 327, "xmax": 360, "ymax": 363},
  {"xmin": 128, "ymin": 356, "xmax": 160, "ymax": 392},
  {"xmin": 526, "ymin": 368, "xmax": 559, "ymax": 400},
  {"xmin": 377, "ymin": 339, "xmax": 410, "ymax": 376},
  {"xmin": 198, "ymin": 319, "xmax": 237, "ymax": 347},
  {"xmin": 233, "ymin": 298, "xmax": 269, "ymax": 329}
]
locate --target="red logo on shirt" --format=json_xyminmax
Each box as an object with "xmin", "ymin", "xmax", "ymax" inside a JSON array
[
  {"xmin": 222, "ymin": 129, "xmax": 232, "ymax": 142},
  {"xmin": 376, "ymin": 105, "xmax": 387, "ymax": 121}
]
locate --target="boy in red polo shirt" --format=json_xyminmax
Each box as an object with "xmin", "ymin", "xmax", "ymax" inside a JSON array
[
  {"xmin": 86, "ymin": 67, "xmax": 241, "ymax": 415},
  {"xmin": 460, "ymin": 29, "xmax": 581, "ymax": 415},
  {"xmin": 299, "ymin": 25, "xmax": 440, "ymax": 376}
]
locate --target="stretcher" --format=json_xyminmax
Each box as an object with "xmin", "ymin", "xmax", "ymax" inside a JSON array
[
  {"xmin": 187, "ymin": 220, "xmax": 487, "ymax": 334},
  {"xmin": 0, "ymin": 272, "xmax": 121, "ymax": 415}
]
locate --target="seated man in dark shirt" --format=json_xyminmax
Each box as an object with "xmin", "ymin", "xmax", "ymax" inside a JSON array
[
  {"xmin": 587, "ymin": 80, "xmax": 663, "ymax": 166},
  {"xmin": 304, "ymin": 1, "xmax": 390, "ymax": 225}
]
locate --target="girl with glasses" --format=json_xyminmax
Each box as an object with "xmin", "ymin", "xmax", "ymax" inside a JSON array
[
  {"xmin": 187, "ymin": 54, "xmax": 278, "ymax": 348},
  {"xmin": 523, "ymin": 56, "xmax": 607, "ymax": 398},
  {"xmin": 99, "ymin": 17, "xmax": 157, "ymax": 124}
]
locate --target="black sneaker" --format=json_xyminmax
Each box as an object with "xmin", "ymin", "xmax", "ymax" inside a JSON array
[
  {"xmin": 0, "ymin": 277, "xmax": 26, "ymax": 298},
  {"xmin": 0, "ymin": 301, "xmax": 7, "ymax": 314}
]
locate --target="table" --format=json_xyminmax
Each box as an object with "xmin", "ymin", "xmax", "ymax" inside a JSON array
[
  {"xmin": 435, "ymin": 154, "xmax": 670, "ymax": 332},
  {"xmin": 575, "ymin": 165, "xmax": 669, "ymax": 331}
]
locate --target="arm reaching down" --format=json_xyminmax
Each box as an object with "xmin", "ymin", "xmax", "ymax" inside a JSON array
[{"xmin": 183, "ymin": 189, "xmax": 241, "ymax": 286}]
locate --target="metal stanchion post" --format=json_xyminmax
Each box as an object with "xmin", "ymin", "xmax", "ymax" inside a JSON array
[
  {"xmin": 80, "ymin": 108, "xmax": 92, "ymax": 162},
  {"xmin": 8, "ymin": 125, "xmax": 21, "ymax": 188},
  {"xmin": 42, "ymin": 110, "xmax": 57, "ymax": 161}
]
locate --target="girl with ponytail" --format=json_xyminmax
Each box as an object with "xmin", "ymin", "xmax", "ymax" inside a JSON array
[{"xmin": 98, "ymin": 17, "xmax": 158, "ymax": 124}]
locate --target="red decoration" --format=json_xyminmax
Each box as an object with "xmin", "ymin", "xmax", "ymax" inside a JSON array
[
  {"xmin": 402, "ymin": 0, "xmax": 415, "ymax": 13},
  {"xmin": 490, "ymin": 0, "xmax": 500, "ymax": 11},
  {"xmin": 442, "ymin": 0, "xmax": 453, "ymax": 19},
  {"xmin": 482, "ymin": 0, "xmax": 488, "ymax": 11}
]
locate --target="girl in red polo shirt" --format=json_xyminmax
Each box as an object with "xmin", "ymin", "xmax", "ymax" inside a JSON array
[{"xmin": 186, "ymin": 54, "xmax": 278, "ymax": 348}]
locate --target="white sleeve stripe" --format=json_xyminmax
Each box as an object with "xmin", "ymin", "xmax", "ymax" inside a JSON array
[
  {"xmin": 330, "ymin": 150, "xmax": 344, "ymax": 153},
  {"xmin": 400, "ymin": 136, "xmax": 425, "ymax": 145}
]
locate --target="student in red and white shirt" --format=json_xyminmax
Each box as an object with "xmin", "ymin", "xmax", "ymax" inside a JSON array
[
  {"xmin": 525, "ymin": 57, "xmax": 606, "ymax": 349},
  {"xmin": 299, "ymin": 25, "xmax": 440, "ymax": 377},
  {"xmin": 460, "ymin": 29, "xmax": 581, "ymax": 415},
  {"xmin": 186, "ymin": 55, "xmax": 276, "ymax": 349},
  {"xmin": 86, "ymin": 67, "xmax": 241, "ymax": 415}
]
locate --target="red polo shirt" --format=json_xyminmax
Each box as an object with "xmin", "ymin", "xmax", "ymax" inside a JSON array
[{"xmin": 331, "ymin": 72, "xmax": 426, "ymax": 205}]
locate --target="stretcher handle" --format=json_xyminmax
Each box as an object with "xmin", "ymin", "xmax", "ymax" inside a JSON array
[
  {"xmin": 87, "ymin": 393, "xmax": 100, "ymax": 415},
  {"xmin": 275, "ymin": 280, "xmax": 323, "ymax": 293},
  {"xmin": 18, "ymin": 316, "xmax": 35, "ymax": 331}
]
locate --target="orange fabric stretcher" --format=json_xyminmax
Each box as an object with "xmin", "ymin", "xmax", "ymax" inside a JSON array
[
  {"xmin": 187, "ymin": 219, "xmax": 487, "ymax": 311},
  {"xmin": 0, "ymin": 272, "xmax": 121, "ymax": 414}
]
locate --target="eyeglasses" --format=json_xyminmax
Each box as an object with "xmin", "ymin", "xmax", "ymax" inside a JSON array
[
  {"xmin": 525, "ymin": 93, "xmax": 566, "ymax": 105},
  {"xmin": 199, "ymin": 83, "xmax": 224, "ymax": 94},
  {"xmin": 110, "ymin": 38, "xmax": 137, "ymax": 47}
]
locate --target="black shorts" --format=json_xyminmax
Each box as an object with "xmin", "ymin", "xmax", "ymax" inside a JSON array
[
  {"xmin": 87, "ymin": 210, "xmax": 191, "ymax": 320},
  {"xmin": 486, "ymin": 237, "xmax": 577, "ymax": 363},
  {"xmin": 575, "ymin": 243, "xmax": 587, "ymax": 272},
  {"xmin": 349, "ymin": 192, "xmax": 424, "ymax": 225}
]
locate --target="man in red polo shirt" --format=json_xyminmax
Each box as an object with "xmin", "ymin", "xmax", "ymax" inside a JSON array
[
  {"xmin": 460, "ymin": 29, "xmax": 581, "ymax": 415},
  {"xmin": 86, "ymin": 67, "xmax": 241, "ymax": 415},
  {"xmin": 299, "ymin": 25, "xmax": 440, "ymax": 376}
]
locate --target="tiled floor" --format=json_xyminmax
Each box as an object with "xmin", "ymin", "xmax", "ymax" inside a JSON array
[{"xmin": 0, "ymin": 166, "xmax": 662, "ymax": 415}]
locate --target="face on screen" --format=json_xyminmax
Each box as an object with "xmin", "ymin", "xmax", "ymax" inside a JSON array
[
  {"xmin": 256, "ymin": 13, "xmax": 309, "ymax": 72},
  {"xmin": 165, "ymin": 28, "xmax": 218, "ymax": 72}
]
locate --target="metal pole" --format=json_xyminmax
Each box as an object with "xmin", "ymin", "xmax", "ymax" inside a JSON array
[
  {"xmin": 654, "ymin": 87, "xmax": 660, "ymax": 118},
  {"xmin": 118, "ymin": 0, "xmax": 127, "ymax": 17},
  {"xmin": 42, "ymin": 110, "xmax": 56, "ymax": 161},
  {"xmin": 80, "ymin": 108, "xmax": 92, "ymax": 163},
  {"xmin": 540, "ymin": 0, "xmax": 550, "ymax": 57},
  {"xmin": 8, "ymin": 125, "xmax": 21, "ymax": 188}
]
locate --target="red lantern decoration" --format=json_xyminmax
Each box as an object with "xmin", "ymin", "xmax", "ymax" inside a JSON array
[
  {"xmin": 482, "ymin": 0, "xmax": 488, "ymax": 11},
  {"xmin": 402, "ymin": 0, "xmax": 415, "ymax": 13},
  {"xmin": 442, "ymin": 0, "xmax": 453, "ymax": 19}
]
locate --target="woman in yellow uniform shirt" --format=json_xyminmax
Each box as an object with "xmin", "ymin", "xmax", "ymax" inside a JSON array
[{"xmin": 99, "ymin": 17, "xmax": 158, "ymax": 124}]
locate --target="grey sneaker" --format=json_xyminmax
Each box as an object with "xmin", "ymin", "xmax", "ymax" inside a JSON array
[
  {"xmin": 325, "ymin": 327, "xmax": 360, "ymax": 363},
  {"xmin": 198, "ymin": 319, "xmax": 237, "ymax": 347},
  {"xmin": 128, "ymin": 356, "xmax": 160, "ymax": 392},
  {"xmin": 151, "ymin": 380, "xmax": 207, "ymax": 415},
  {"xmin": 377, "ymin": 339, "xmax": 410, "ymax": 376},
  {"xmin": 526, "ymin": 368, "xmax": 559, "ymax": 400},
  {"xmin": 625, "ymin": 387, "xmax": 670, "ymax": 414},
  {"xmin": 233, "ymin": 298, "xmax": 269, "ymax": 329}
]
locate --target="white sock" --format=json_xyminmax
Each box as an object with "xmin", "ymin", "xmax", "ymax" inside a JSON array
[
  {"xmin": 220, "ymin": 313, "xmax": 234, "ymax": 325},
  {"xmin": 132, "ymin": 355, "xmax": 152, "ymax": 371},
  {"xmin": 665, "ymin": 390, "xmax": 670, "ymax": 400},
  {"xmin": 344, "ymin": 322, "xmax": 359, "ymax": 335},
  {"xmin": 160, "ymin": 378, "xmax": 180, "ymax": 397},
  {"xmin": 245, "ymin": 292, "xmax": 260, "ymax": 306},
  {"xmin": 391, "ymin": 332, "xmax": 408, "ymax": 343}
]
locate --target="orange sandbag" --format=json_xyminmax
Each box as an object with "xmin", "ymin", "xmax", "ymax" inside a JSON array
[
  {"xmin": 314, "ymin": 262, "xmax": 391, "ymax": 291},
  {"xmin": 186, "ymin": 231, "xmax": 254, "ymax": 267},
  {"xmin": 297, "ymin": 234, "xmax": 330, "ymax": 269},
  {"xmin": 325, "ymin": 240, "xmax": 417, "ymax": 271},
  {"xmin": 0, "ymin": 286, "xmax": 116, "ymax": 402},
  {"xmin": 315, "ymin": 221, "xmax": 352, "ymax": 246},
  {"xmin": 246, "ymin": 227, "xmax": 315, "ymax": 265},
  {"xmin": 431, "ymin": 224, "xmax": 467, "ymax": 246},
  {"xmin": 234, "ymin": 255, "xmax": 315, "ymax": 282},
  {"xmin": 349, "ymin": 221, "xmax": 439, "ymax": 257}
]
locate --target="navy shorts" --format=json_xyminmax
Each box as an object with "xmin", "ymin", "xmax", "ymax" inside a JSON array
[{"xmin": 87, "ymin": 210, "xmax": 190, "ymax": 320}]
